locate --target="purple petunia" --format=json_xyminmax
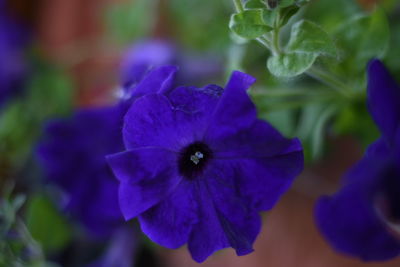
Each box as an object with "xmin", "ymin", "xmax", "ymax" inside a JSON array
[
  {"xmin": 0, "ymin": 0, "xmax": 29, "ymax": 106},
  {"xmin": 37, "ymin": 106, "xmax": 126, "ymax": 237},
  {"xmin": 315, "ymin": 60, "xmax": 400, "ymax": 261},
  {"xmin": 107, "ymin": 67, "xmax": 304, "ymax": 262}
]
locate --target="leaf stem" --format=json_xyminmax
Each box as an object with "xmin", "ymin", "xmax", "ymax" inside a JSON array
[
  {"xmin": 306, "ymin": 66, "xmax": 352, "ymax": 98},
  {"xmin": 256, "ymin": 36, "xmax": 272, "ymax": 50},
  {"xmin": 233, "ymin": 0, "xmax": 244, "ymax": 13}
]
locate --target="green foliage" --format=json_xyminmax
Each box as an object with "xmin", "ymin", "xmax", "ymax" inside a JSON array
[
  {"xmin": 25, "ymin": 195, "xmax": 71, "ymax": 253},
  {"xmin": 169, "ymin": 0, "xmax": 232, "ymax": 51},
  {"xmin": 0, "ymin": 186, "xmax": 54, "ymax": 267},
  {"xmin": 267, "ymin": 52, "xmax": 317, "ymax": 77},
  {"xmin": 0, "ymin": 57, "xmax": 73, "ymax": 171},
  {"xmin": 334, "ymin": 101, "xmax": 380, "ymax": 148},
  {"xmin": 105, "ymin": 0, "xmax": 158, "ymax": 44},
  {"xmin": 230, "ymin": 10, "xmax": 273, "ymax": 39},
  {"xmin": 244, "ymin": 0, "xmax": 266, "ymax": 9},
  {"xmin": 335, "ymin": 8, "xmax": 390, "ymax": 73},
  {"xmin": 287, "ymin": 20, "xmax": 336, "ymax": 56}
]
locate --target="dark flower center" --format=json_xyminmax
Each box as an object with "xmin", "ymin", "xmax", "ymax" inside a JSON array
[
  {"xmin": 382, "ymin": 170, "xmax": 400, "ymax": 223},
  {"xmin": 178, "ymin": 142, "xmax": 212, "ymax": 180}
]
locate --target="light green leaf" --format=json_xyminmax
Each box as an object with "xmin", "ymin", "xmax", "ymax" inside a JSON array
[
  {"xmin": 229, "ymin": 10, "xmax": 273, "ymax": 39},
  {"xmin": 311, "ymin": 104, "xmax": 338, "ymax": 159},
  {"xmin": 262, "ymin": 9, "xmax": 279, "ymax": 27},
  {"xmin": 287, "ymin": 20, "xmax": 336, "ymax": 56},
  {"xmin": 336, "ymin": 8, "xmax": 389, "ymax": 63},
  {"xmin": 26, "ymin": 195, "xmax": 71, "ymax": 253},
  {"xmin": 267, "ymin": 52, "xmax": 317, "ymax": 77}
]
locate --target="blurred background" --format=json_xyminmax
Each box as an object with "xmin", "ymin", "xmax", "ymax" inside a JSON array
[{"xmin": 1, "ymin": 0, "xmax": 400, "ymax": 266}]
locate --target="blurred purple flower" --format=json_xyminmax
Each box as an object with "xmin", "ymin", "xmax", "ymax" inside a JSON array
[
  {"xmin": 38, "ymin": 107, "xmax": 125, "ymax": 237},
  {"xmin": 107, "ymin": 68, "xmax": 303, "ymax": 262},
  {"xmin": 88, "ymin": 227, "xmax": 137, "ymax": 267},
  {"xmin": 37, "ymin": 65, "xmax": 178, "ymax": 237},
  {"xmin": 315, "ymin": 60, "xmax": 400, "ymax": 261},
  {"xmin": 0, "ymin": 0, "xmax": 29, "ymax": 106}
]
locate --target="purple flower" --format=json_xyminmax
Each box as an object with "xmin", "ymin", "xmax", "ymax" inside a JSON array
[
  {"xmin": 0, "ymin": 1, "xmax": 29, "ymax": 106},
  {"xmin": 315, "ymin": 60, "xmax": 400, "ymax": 261},
  {"xmin": 37, "ymin": 107, "xmax": 125, "ymax": 237},
  {"xmin": 37, "ymin": 66, "xmax": 179, "ymax": 238},
  {"xmin": 107, "ymin": 68, "xmax": 304, "ymax": 262}
]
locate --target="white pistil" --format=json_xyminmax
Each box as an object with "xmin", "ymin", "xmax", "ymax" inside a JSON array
[{"xmin": 190, "ymin": 151, "xmax": 204, "ymax": 165}]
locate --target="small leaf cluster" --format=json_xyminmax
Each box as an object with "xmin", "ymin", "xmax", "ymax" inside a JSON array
[{"xmin": 230, "ymin": 0, "xmax": 337, "ymax": 77}]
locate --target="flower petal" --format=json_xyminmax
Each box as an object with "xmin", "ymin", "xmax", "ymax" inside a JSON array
[
  {"xmin": 123, "ymin": 94, "xmax": 208, "ymax": 150},
  {"xmin": 130, "ymin": 65, "xmax": 178, "ymax": 97},
  {"xmin": 138, "ymin": 181, "xmax": 198, "ymax": 249},
  {"xmin": 212, "ymin": 120, "xmax": 303, "ymax": 158},
  {"xmin": 315, "ymin": 157, "xmax": 400, "ymax": 261},
  {"xmin": 109, "ymin": 148, "xmax": 181, "ymax": 220},
  {"xmin": 188, "ymin": 163, "xmax": 262, "ymax": 262},
  {"xmin": 217, "ymin": 150, "xmax": 303, "ymax": 211},
  {"xmin": 367, "ymin": 59, "xmax": 400, "ymax": 143},
  {"xmin": 168, "ymin": 84, "xmax": 223, "ymax": 115},
  {"xmin": 316, "ymin": 191, "xmax": 400, "ymax": 261},
  {"xmin": 204, "ymin": 71, "xmax": 257, "ymax": 142}
]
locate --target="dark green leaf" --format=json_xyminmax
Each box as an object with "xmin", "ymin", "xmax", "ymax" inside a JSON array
[{"xmin": 279, "ymin": 5, "xmax": 300, "ymax": 26}]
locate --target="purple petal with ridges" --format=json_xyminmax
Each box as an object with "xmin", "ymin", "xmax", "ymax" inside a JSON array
[
  {"xmin": 114, "ymin": 148, "xmax": 181, "ymax": 220},
  {"xmin": 316, "ymin": 189, "xmax": 400, "ymax": 261},
  {"xmin": 139, "ymin": 181, "xmax": 198, "ymax": 249},
  {"xmin": 204, "ymin": 71, "xmax": 257, "ymax": 142},
  {"xmin": 367, "ymin": 60, "xmax": 400, "ymax": 143},
  {"xmin": 123, "ymin": 94, "xmax": 208, "ymax": 151},
  {"xmin": 188, "ymin": 170, "xmax": 261, "ymax": 262},
  {"xmin": 168, "ymin": 84, "xmax": 223, "ymax": 116},
  {"xmin": 131, "ymin": 65, "xmax": 178, "ymax": 97},
  {"xmin": 216, "ymin": 151, "xmax": 303, "ymax": 211}
]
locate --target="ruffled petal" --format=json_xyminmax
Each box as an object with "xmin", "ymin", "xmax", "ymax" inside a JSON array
[
  {"xmin": 315, "ymin": 156, "xmax": 400, "ymax": 261},
  {"xmin": 130, "ymin": 65, "xmax": 178, "ymax": 97},
  {"xmin": 108, "ymin": 147, "xmax": 182, "ymax": 220},
  {"xmin": 168, "ymin": 84, "xmax": 223, "ymax": 116},
  {"xmin": 367, "ymin": 59, "xmax": 400, "ymax": 143},
  {"xmin": 123, "ymin": 94, "xmax": 208, "ymax": 150},
  {"xmin": 204, "ymin": 71, "xmax": 257, "ymax": 143},
  {"xmin": 216, "ymin": 150, "xmax": 303, "ymax": 211},
  {"xmin": 188, "ymin": 162, "xmax": 262, "ymax": 262},
  {"xmin": 316, "ymin": 189, "xmax": 400, "ymax": 261},
  {"xmin": 138, "ymin": 180, "xmax": 198, "ymax": 249},
  {"xmin": 211, "ymin": 120, "xmax": 303, "ymax": 158}
]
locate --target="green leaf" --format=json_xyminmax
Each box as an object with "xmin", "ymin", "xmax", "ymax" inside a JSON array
[
  {"xmin": 267, "ymin": 52, "xmax": 317, "ymax": 77},
  {"xmin": 26, "ymin": 195, "xmax": 71, "ymax": 253},
  {"xmin": 287, "ymin": 20, "xmax": 336, "ymax": 56},
  {"xmin": 311, "ymin": 104, "xmax": 338, "ymax": 159},
  {"xmin": 262, "ymin": 9, "xmax": 279, "ymax": 27},
  {"xmin": 279, "ymin": 5, "xmax": 300, "ymax": 26},
  {"xmin": 244, "ymin": 0, "xmax": 266, "ymax": 9},
  {"xmin": 336, "ymin": 8, "xmax": 389, "ymax": 64},
  {"xmin": 278, "ymin": 0, "xmax": 295, "ymax": 8},
  {"xmin": 230, "ymin": 10, "xmax": 273, "ymax": 39}
]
